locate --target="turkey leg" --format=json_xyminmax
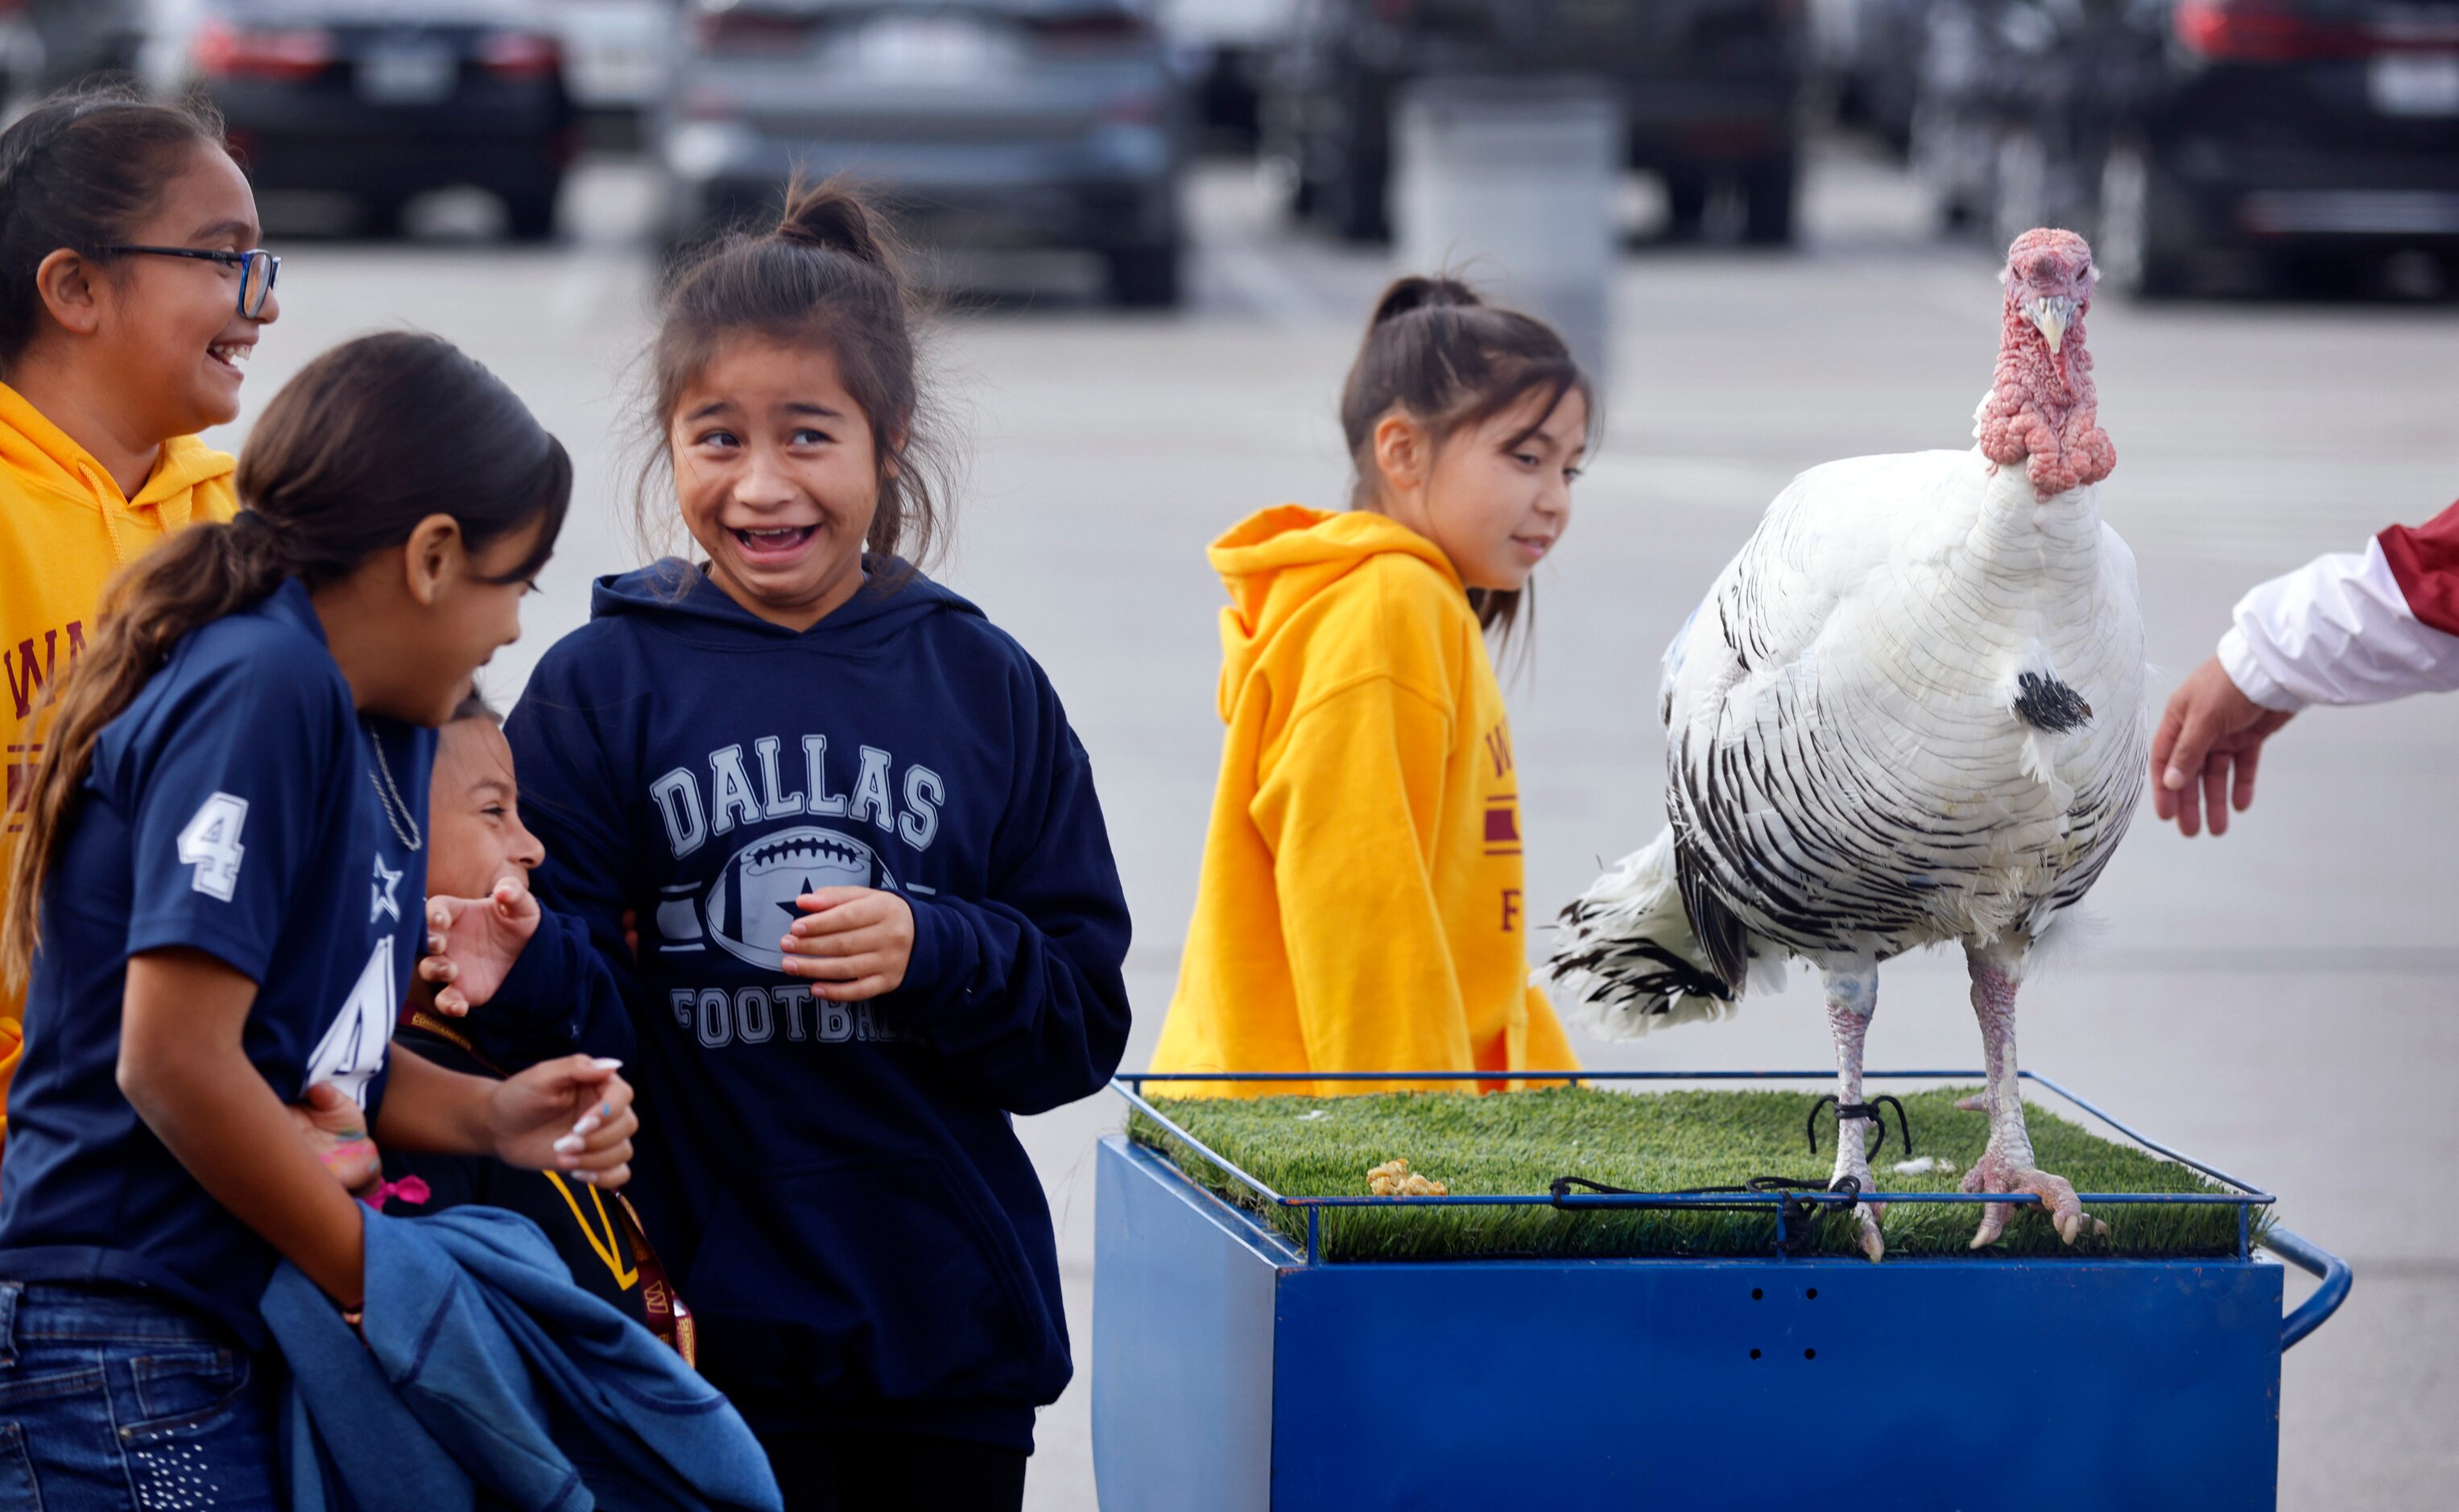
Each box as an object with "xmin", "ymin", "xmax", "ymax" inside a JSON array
[
  {"xmin": 1959, "ymin": 951, "xmax": 2106, "ymax": 1246},
  {"xmin": 1820, "ymin": 967, "xmax": 1887, "ymax": 1262}
]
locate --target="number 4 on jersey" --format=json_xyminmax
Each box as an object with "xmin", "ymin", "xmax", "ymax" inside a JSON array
[{"xmin": 177, "ymin": 792, "xmax": 249, "ymax": 901}]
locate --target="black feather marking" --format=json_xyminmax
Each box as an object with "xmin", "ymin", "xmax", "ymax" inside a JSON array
[
  {"xmin": 1672, "ymin": 827, "xmax": 1747, "ymax": 992},
  {"xmin": 2013, "ymin": 672, "xmax": 2093, "ymax": 733}
]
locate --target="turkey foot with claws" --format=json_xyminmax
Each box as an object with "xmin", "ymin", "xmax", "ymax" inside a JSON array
[
  {"xmin": 1961, "ymin": 951, "xmax": 2107, "ymax": 1249},
  {"xmin": 1961, "ymin": 1151, "xmax": 2106, "ymax": 1247}
]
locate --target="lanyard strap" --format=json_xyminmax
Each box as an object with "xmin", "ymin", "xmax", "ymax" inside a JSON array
[{"xmin": 402, "ymin": 1011, "xmax": 696, "ymax": 1365}]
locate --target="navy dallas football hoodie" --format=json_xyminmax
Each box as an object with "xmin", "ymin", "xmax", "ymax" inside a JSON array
[{"xmin": 506, "ymin": 559, "xmax": 1131, "ymax": 1452}]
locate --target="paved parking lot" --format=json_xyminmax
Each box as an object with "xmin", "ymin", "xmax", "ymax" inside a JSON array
[{"xmin": 218, "ymin": 141, "xmax": 2459, "ymax": 1509}]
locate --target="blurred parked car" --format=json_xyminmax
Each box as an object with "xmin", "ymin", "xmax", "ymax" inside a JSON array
[
  {"xmin": 1812, "ymin": 0, "xmax": 1935, "ymax": 153},
  {"xmin": 23, "ymin": 0, "xmax": 147, "ymax": 91},
  {"xmin": 2105, "ymin": 0, "xmax": 2459, "ymax": 293},
  {"xmin": 138, "ymin": 0, "xmax": 577, "ymax": 240},
  {"xmin": 1163, "ymin": 0, "xmax": 1293, "ymax": 145},
  {"xmin": 659, "ymin": 0, "xmax": 1189, "ymax": 307},
  {"xmin": 543, "ymin": 0, "xmax": 673, "ymax": 120},
  {"xmin": 1909, "ymin": 0, "xmax": 2160, "ymax": 246},
  {"xmin": 1913, "ymin": 0, "xmax": 2459, "ymax": 295},
  {"xmin": 1262, "ymin": 0, "xmax": 1808, "ymax": 245}
]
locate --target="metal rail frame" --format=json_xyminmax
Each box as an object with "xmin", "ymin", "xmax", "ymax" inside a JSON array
[{"xmin": 1110, "ymin": 1068, "xmax": 2351, "ymax": 1349}]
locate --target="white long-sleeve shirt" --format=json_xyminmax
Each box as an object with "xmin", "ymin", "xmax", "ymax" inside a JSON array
[{"xmin": 2217, "ymin": 498, "xmax": 2459, "ymax": 712}]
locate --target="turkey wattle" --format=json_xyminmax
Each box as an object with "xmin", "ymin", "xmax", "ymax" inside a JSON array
[{"xmin": 1543, "ymin": 229, "xmax": 2147, "ymax": 1261}]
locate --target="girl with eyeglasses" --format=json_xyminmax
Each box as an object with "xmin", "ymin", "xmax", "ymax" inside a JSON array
[{"xmin": 0, "ymin": 86, "xmax": 281, "ymax": 1155}]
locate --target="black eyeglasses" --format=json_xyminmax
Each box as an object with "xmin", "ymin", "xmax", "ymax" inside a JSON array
[{"xmin": 98, "ymin": 246, "xmax": 279, "ymax": 319}]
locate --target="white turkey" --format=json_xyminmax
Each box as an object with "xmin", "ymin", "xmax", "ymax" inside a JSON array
[{"xmin": 1544, "ymin": 229, "xmax": 2145, "ymax": 1261}]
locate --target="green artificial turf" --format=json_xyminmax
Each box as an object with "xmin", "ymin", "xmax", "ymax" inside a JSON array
[{"xmin": 1126, "ymin": 1086, "xmax": 2267, "ymax": 1262}]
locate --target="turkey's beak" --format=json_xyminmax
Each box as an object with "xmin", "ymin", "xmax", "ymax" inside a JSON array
[{"xmin": 2029, "ymin": 295, "xmax": 2077, "ymax": 354}]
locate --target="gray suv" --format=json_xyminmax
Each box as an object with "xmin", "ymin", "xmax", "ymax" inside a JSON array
[{"xmin": 659, "ymin": 0, "xmax": 1188, "ymax": 306}]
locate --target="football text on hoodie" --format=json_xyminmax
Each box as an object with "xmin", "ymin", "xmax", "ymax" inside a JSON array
[
  {"xmin": 0, "ymin": 381, "xmax": 237, "ymax": 1142},
  {"xmin": 1150, "ymin": 506, "xmax": 1580, "ymax": 1097},
  {"xmin": 506, "ymin": 559, "xmax": 1131, "ymax": 1453}
]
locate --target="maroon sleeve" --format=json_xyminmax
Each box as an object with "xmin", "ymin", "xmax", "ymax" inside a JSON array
[{"xmin": 2378, "ymin": 498, "xmax": 2459, "ymax": 638}]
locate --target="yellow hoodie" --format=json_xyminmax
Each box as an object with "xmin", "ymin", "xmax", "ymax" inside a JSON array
[
  {"xmin": 1151, "ymin": 506, "xmax": 1578, "ymax": 1098},
  {"xmin": 0, "ymin": 381, "xmax": 238, "ymax": 1138}
]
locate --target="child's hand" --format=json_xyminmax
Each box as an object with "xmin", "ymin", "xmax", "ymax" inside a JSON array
[
  {"xmin": 779, "ymin": 887, "xmax": 915, "ymax": 1000},
  {"xmin": 489, "ymin": 1055, "xmax": 635, "ymax": 1188},
  {"xmin": 287, "ymin": 1081, "xmax": 381, "ymax": 1196},
  {"xmin": 420, "ymin": 878, "xmax": 541, "ymax": 1015}
]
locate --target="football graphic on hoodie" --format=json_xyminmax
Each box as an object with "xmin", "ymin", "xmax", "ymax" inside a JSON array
[{"xmin": 703, "ymin": 825, "xmax": 896, "ymax": 973}]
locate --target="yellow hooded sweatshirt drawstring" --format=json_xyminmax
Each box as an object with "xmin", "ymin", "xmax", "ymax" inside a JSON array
[
  {"xmin": 0, "ymin": 380, "xmax": 237, "ymax": 1144},
  {"xmin": 1151, "ymin": 506, "xmax": 1579, "ymax": 1098}
]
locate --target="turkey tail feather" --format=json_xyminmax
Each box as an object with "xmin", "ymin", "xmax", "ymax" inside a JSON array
[{"xmin": 1540, "ymin": 828, "xmax": 1739, "ymax": 1039}]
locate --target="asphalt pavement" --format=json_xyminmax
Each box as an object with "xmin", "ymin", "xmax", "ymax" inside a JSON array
[{"xmin": 213, "ymin": 139, "xmax": 2459, "ymax": 1510}]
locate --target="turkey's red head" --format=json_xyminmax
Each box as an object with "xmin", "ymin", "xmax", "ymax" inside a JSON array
[
  {"xmin": 2001, "ymin": 229, "xmax": 2096, "ymax": 356},
  {"xmin": 1978, "ymin": 228, "xmax": 2114, "ymax": 496}
]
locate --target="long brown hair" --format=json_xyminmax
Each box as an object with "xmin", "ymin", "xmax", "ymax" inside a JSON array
[
  {"xmin": 0, "ymin": 85, "xmax": 227, "ymax": 368},
  {"xmin": 639, "ymin": 178, "xmax": 953, "ymax": 577},
  {"xmin": 1, "ymin": 332, "xmax": 571, "ymax": 986},
  {"xmin": 1339, "ymin": 274, "xmax": 1593, "ymax": 642}
]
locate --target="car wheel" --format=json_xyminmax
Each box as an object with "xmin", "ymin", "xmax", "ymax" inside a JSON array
[
  {"xmin": 1663, "ymin": 168, "xmax": 1709, "ymax": 241},
  {"xmin": 2097, "ymin": 143, "xmax": 2190, "ymax": 299},
  {"xmin": 1740, "ymin": 155, "xmax": 1798, "ymax": 246},
  {"xmin": 506, "ymin": 187, "xmax": 560, "ymax": 243},
  {"xmin": 1108, "ymin": 242, "xmax": 1183, "ymax": 309}
]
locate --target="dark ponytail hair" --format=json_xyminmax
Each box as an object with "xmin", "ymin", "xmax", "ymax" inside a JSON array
[
  {"xmin": 640, "ymin": 178, "xmax": 952, "ymax": 576},
  {"xmin": 1341, "ymin": 273, "xmax": 1593, "ymax": 642},
  {"xmin": 2, "ymin": 332, "xmax": 570, "ymax": 985},
  {"xmin": 0, "ymin": 85, "xmax": 228, "ymax": 368}
]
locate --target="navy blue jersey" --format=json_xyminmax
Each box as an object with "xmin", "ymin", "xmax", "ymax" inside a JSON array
[{"xmin": 0, "ymin": 579, "xmax": 432, "ymax": 1344}]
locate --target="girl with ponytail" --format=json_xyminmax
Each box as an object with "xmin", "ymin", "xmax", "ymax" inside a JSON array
[
  {"xmin": 1150, "ymin": 273, "xmax": 1594, "ymax": 1097},
  {"xmin": 0, "ymin": 332, "xmax": 638, "ymax": 1508},
  {"xmin": 0, "ymin": 85, "xmax": 280, "ymax": 1152},
  {"xmin": 498, "ymin": 180, "xmax": 1131, "ymax": 1509}
]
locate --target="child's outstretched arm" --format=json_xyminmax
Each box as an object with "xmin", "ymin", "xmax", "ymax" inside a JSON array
[
  {"xmin": 120, "ymin": 949, "xmax": 639, "ymax": 1311},
  {"xmin": 122, "ymin": 949, "xmax": 372, "ymax": 1308},
  {"xmin": 373, "ymin": 1045, "xmax": 636, "ymax": 1186}
]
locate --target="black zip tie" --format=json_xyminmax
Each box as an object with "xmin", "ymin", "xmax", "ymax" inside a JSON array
[{"xmin": 1806, "ymin": 1093, "xmax": 1913, "ymax": 1162}]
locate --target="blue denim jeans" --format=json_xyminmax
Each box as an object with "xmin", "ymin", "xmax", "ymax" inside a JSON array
[{"xmin": 0, "ymin": 1282, "xmax": 281, "ymax": 1512}]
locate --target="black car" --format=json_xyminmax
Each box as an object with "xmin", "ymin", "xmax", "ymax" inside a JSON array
[
  {"xmin": 149, "ymin": 0, "xmax": 577, "ymax": 241},
  {"xmin": 1263, "ymin": 0, "xmax": 1809, "ymax": 244},
  {"xmin": 2104, "ymin": 0, "xmax": 2459, "ymax": 293},
  {"xmin": 1911, "ymin": 0, "xmax": 2459, "ymax": 293}
]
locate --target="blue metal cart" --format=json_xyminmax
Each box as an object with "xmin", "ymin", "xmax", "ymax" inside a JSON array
[{"xmin": 1093, "ymin": 1069, "xmax": 2349, "ymax": 1512}]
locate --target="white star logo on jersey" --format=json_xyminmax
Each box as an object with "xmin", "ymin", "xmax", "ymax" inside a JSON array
[{"xmin": 370, "ymin": 855, "xmax": 403, "ymax": 924}]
